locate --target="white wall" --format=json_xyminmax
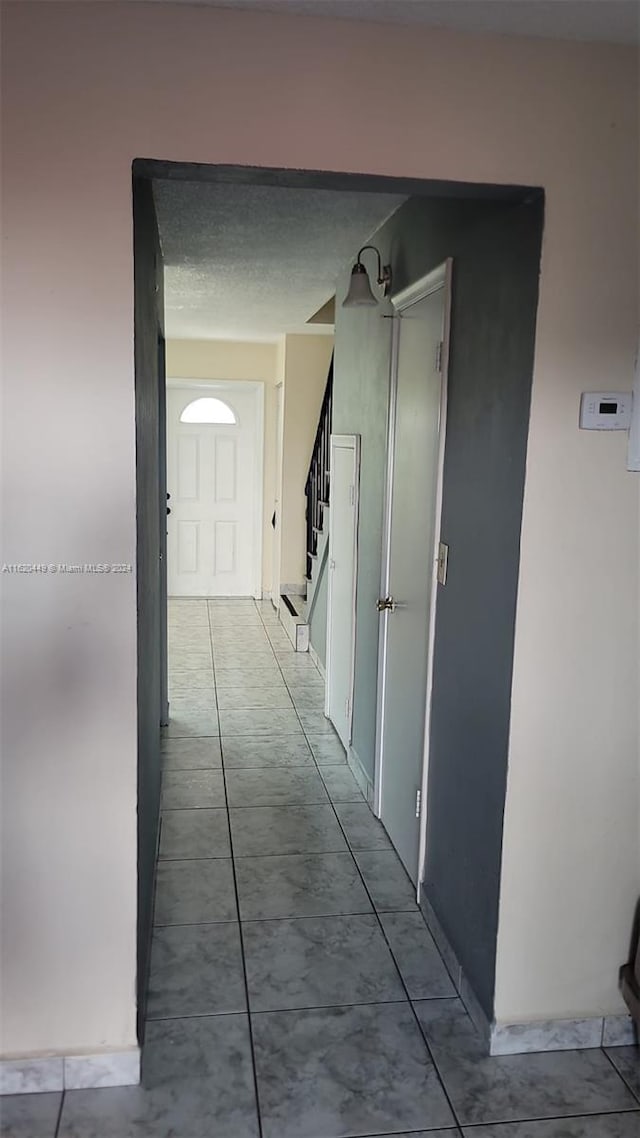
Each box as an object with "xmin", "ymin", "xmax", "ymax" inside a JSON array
[
  {"xmin": 166, "ymin": 339, "xmax": 279, "ymax": 594},
  {"xmin": 1, "ymin": 1, "xmax": 637, "ymax": 1057}
]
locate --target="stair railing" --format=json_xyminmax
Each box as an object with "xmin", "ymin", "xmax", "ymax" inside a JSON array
[{"xmin": 304, "ymin": 354, "xmax": 334, "ymax": 582}]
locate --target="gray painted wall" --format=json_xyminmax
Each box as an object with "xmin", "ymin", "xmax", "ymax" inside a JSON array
[
  {"xmin": 333, "ymin": 193, "xmax": 543, "ymax": 1018},
  {"xmin": 424, "ymin": 200, "xmax": 543, "ymax": 1019},
  {"xmin": 133, "ymin": 176, "xmax": 165, "ymax": 1037}
]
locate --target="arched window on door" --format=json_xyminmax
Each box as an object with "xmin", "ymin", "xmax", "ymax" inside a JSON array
[{"xmin": 180, "ymin": 397, "xmax": 237, "ymax": 424}]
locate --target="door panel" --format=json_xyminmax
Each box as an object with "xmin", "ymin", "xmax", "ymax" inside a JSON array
[
  {"xmin": 167, "ymin": 384, "xmax": 261, "ymax": 596},
  {"xmin": 215, "ymin": 521, "xmax": 236, "ymax": 575},
  {"xmin": 379, "ymin": 281, "xmax": 447, "ymax": 883},
  {"xmin": 177, "ymin": 436, "xmax": 199, "ymax": 499},
  {"xmin": 214, "ymin": 437, "xmax": 237, "ymax": 501},
  {"xmin": 177, "ymin": 521, "xmax": 199, "ymax": 574},
  {"xmin": 327, "ymin": 436, "xmax": 360, "ymax": 748}
]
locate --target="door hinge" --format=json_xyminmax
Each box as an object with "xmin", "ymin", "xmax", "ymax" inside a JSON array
[
  {"xmin": 415, "ymin": 789, "xmax": 422, "ymax": 819},
  {"xmin": 345, "ymin": 697, "xmax": 351, "ymax": 720},
  {"xmin": 435, "ymin": 340, "xmax": 443, "ymax": 372},
  {"xmin": 329, "ymin": 558, "xmax": 336, "ymax": 571}
]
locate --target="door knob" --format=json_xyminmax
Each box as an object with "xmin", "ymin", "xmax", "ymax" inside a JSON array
[{"xmin": 376, "ymin": 596, "xmax": 396, "ymax": 612}]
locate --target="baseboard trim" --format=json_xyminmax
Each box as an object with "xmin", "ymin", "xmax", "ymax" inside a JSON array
[
  {"xmin": 419, "ymin": 896, "xmax": 635, "ymax": 1055},
  {"xmin": 0, "ymin": 1047, "xmax": 140, "ymax": 1095},
  {"xmin": 490, "ymin": 1012, "xmax": 636, "ymax": 1055},
  {"xmin": 278, "ymin": 594, "xmax": 309, "ymax": 652},
  {"xmin": 308, "ymin": 643, "xmax": 326, "ymax": 677},
  {"xmin": 347, "ymin": 745, "xmax": 374, "ymax": 805},
  {"xmin": 420, "ymin": 894, "xmax": 490, "ymax": 1049}
]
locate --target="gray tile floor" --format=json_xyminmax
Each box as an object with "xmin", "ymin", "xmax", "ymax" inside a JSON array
[{"xmin": 4, "ymin": 598, "xmax": 639, "ymax": 1138}]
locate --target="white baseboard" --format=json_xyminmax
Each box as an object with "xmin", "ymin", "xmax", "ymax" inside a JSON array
[
  {"xmin": 491, "ymin": 1012, "xmax": 637, "ymax": 1055},
  {"xmin": 419, "ymin": 895, "xmax": 636, "ymax": 1055},
  {"xmin": 347, "ymin": 745, "xmax": 374, "ymax": 805},
  {"xmin": 278, "ymin": 595, "xmax": 309, "ymax": 652},
  {"xmin": 0, "ymin": 1047, "xmax": 140, "ymax": 1095}
]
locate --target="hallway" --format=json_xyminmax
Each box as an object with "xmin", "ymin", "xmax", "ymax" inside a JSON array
[{"xmin": 6, "ymin": 598, "xmax": 639, "ymax": 1137}]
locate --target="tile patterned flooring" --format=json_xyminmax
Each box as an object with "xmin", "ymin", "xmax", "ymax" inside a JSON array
[{"xmin": 3, "ymin": 598, "xmax": 639, "ymax": 1137}]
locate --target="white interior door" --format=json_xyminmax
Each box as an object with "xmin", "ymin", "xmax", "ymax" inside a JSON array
[
  {"xmin": 167, "ymin": 382, "xmax": 263, "ymax": 597},
  {"xmin": 271, "ymin": 382, "xmax": 284, "ymax": 609},
  {"xmin": 375, "ymin": 262, "xmax": 452, "ymax": 886},
  {"xmin": 326, "ymin": 435, "xmax": 360, "ymax": 749}
]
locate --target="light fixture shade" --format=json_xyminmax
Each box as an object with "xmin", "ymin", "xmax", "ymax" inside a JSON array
[{"xmin": 342, "ymin": 263, "xmax": 378, "ymax": 307}]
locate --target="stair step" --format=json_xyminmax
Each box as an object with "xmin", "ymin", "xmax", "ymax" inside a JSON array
[{"xmin": 278, "ymin": 593, "xmax": 309, "ymax": 653}]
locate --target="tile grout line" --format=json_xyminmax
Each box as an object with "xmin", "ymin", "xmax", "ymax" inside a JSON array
[
  {"xmin": 208, "ymin": 600, "xmax": 265, "ymax": 1138},
  {"xmin": 460, "ymin": 1108, "xmax": 640, "ymax": 1129},
  {"xmin": 158, "ymin": 850, "xmax": 385, "ymax": 862},
  {"xmin": 253, "ymin": 599, "xmax": 465, "ymax": 1133},
  {"xmin": 147, "ymin": 994, "xmax": 458, "ymax": 1025},
  {"xmin": 143, "ymin": 906, "xmax": 419, "ymax": 930},
  {"xmin": 53, "ymin": 1088, "xmax": 65, "ymax": 1137},
  {"xmin": 601, "ymin": 1046, "xmax": 640, "ymax": 1108}
]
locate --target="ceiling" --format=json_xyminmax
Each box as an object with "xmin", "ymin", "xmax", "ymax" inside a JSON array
[
  {"xmin": 142, "ymin": 0, "xmax": 640, "ymax": 45},
  {"xmin": 153, "ymin": 181, "xmax": 405, "ymax": 341}
]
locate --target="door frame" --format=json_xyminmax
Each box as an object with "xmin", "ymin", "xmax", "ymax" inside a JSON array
[
  {"xmin": 373, "ymin": 259, "xmax": 453, "ymax": 897},
  {"xmin": 166, "ymin": 377, "xmax": 265, "ymax": 598},
  {"xmin": 158, "ymin": 334, "xmax": 169, "ymax": 727},
  {"xmin": 325, "ymin": 433, "xmax": 361, "ymax": 746}
]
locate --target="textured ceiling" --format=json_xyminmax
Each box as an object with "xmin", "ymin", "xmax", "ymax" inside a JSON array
[
  {"xmin": 154, "ymin": 181, "xmax": 405, "ymax": 341},
  {"xmin": 135, "ymin": 0, "xmax": 640, "ymax": 45}
]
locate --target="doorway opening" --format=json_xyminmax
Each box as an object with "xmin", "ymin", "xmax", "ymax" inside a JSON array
[{"xmin": 133, "ymin": 162, "xmax": 544, "ymax": 1063}]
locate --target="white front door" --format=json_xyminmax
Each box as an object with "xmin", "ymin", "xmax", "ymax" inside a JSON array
[
  {"xmin": 167, "ymin": 383, "xmax": 263, "ymax": 597},
  {"xmin": 376, "ymin": 262, "xmax": 452, "ymax": 885},
  {"xmin": 326, "ymin": 434, "xmax": 360, "ymax": 748}
]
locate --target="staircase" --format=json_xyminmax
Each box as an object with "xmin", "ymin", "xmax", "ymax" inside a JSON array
[
  {"xmin": 305, "ymin": 354, "xmax": 333, "ymax": 591},
  {"xmin": 278, "ymin": 355, "xmax": 333, "ymax": 653}
]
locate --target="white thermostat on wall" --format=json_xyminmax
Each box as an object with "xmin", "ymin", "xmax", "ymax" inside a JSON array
[{"xmin": 579, "ymin": 392, "xmax": 632, "ymax": 431}]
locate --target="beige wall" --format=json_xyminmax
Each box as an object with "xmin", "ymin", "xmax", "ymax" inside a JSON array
[
  {"xmin": 1, "ymin": 2, "xmax": 637, "ymax": 1057},
  {"xmin": 280, "ymin": 335, "xmax": 334, "ymax": 589},
  {"xmin": 166, "ymin": 339, "xmax": 279, "ymax": 595}
]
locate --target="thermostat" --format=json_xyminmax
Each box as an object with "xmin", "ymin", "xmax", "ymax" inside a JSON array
[{"xmin": 579, "ymin": 392, "xmax": 632, "ymax": 431}]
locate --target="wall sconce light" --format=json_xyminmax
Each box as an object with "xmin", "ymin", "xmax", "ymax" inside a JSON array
[{"xmin": 342, "ymin": 245, "xmax": 392, "ymax": 307}]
